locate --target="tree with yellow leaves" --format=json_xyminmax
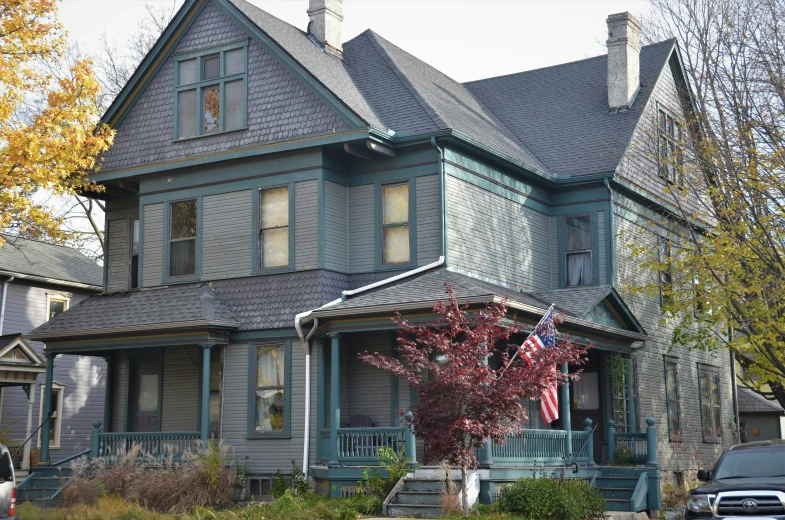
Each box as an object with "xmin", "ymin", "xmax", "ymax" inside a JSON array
[{"xmin": 0, "ymin": 0, "xmax": 114, "ymax": 243}]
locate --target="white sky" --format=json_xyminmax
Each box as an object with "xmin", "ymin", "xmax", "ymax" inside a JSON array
[{"xmin": 59, "ymin": 0, "xmax": 649, "ymax": 83}]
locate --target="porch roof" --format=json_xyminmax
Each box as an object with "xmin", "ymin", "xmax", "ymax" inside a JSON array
[
  {"xmin": 26, "ymin": 283, "xmax": 240, "ymax": 343},
  {"xmin": 304, "ymin": 268, "xmax": 647, "ymax": 343},
  {"xmin": 0, "ymin": 334, "xmax": 46, "ymax": 385}
]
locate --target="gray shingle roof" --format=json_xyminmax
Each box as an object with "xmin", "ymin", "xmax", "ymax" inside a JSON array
[
  {"xmin": 738, "ymin": 386, "xmax": 785, "ymax": 414},
  {"xmin": 27, "ymin": 283, "xmax": 239, "ymax": 338},
  {"xmin": 0, "ymin": 334, "xmax": 23, "ymax": 351},
  {"xmin": 464, "ymin": 40, "xmax": 677, "ymax": 176},
  {"xmin": 0, "ymin": 236, "xmax": 102, "ymax": 287},
  {"xmin": 529, "ymin": 286, "xmax": 612, "ymax": 316}
]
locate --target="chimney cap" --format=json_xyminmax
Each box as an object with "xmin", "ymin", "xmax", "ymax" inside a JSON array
[{"xmin": 606, "ymin": 12, "xmax": 642, "ymax": 29}]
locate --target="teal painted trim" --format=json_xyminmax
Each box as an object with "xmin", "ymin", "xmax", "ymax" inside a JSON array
[
  {"xmin": 246, "ymin": 340, "xmax": 293, "ymax": 440},
  {"xmin": 626, "ymin": 358, "xmax": 637, "ymax": 433},
  {"xmin": 200, "ymin": 346, "xmax": 211, "ymax": 442},
  {"xmin": 173, "ymin": 38, "xmax": 248, "ymax": 60},
  {"xmin": 345, "ymin": 163, "xmax": 439, "ymax": 188},
  {"xmin": 157, "ymin": 349, "xmax": 164, "ymax": 433},
  {"xmin": 605, "ymin": 180, "xmax": 615, "ymax": 287},
  {"xmin": 40, "ymin": 355, "xmax": 55, "ymax": 464},
  {"xmin": 390, "ymin": 337, "xmax": 399, "ymax": 427},
  {"xmin": 91, "ymin": 129, "xmax": 369, "ymax": 182},
  {"xmin": 123, "ymin": 355, "xmax": 130, "ymax": 432},
  {"xmin": 556, "ymin": 215, "xmax": 564, "ymax": 289},
  {"xmin": 250, "ymin": 188, "xmax": 259, "ymax": 277},
  {"xmin": 549, "ymin": 201, "xmax": 610, "ymax": 216},
  {"xmin": 318, "ymin": 171, "xmax": 326, "ymax": 269},
  {"xmin": 230, "ymin": 329, "xmax": 299, "ymax": 341},
  {"xmin": 316, "ymin": 339, "xmax": 326, "ymax": 462},
  {"xmin": 214, "ymin": 0, "xmax": 365, "ymax": 129},
  {"xmin": 375, "ymin": 179, "xmax": 417, "ymax": 270},
  {"xmin": 592, "ymin": 211, "xmax": 600, "ymax": 287},
  {"xmin": 251, "ymin": 182, "xmax": 295, "ymax": 275},
  {"xmin": 162, "ymin": 197, "xmax": 201, "ymax": 284},
  {"xmin": 138, "ymin": 205, "xmax": 146, "ymax": 287}
]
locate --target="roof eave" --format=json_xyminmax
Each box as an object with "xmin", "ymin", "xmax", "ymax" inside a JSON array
[
  {"xmin": 26, "ymin": 319, "xmax": 240, "ymax": 342},
  {"xmin": 0, "ymin": 269, "xmax": 102, "ymax": 291}
]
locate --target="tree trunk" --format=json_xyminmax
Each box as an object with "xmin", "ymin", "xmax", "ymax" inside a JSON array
[{"xmin": 461, "ymin": 464, "xmax": 469, "ymax": 517}]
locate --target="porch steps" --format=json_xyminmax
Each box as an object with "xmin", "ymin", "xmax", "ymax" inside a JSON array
[
  {"xmin": 386, "ymin": 478, "xmax": 457, "ymax": 518},
  {"xmin": 16, "ymin": 466, "xmax": 73, "ymax": 506},
  {"xmin": 594, "ymin": 474, "xmax": 639, "ymax": 512}
]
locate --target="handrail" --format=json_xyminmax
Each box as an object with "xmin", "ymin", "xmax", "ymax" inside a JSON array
[
  {"xmin": 630, "ymin": 472, "xmax": 649, "ymax": 512},
  {"xmin": 97, "ymin": 431, "xmax": 201, "ymax": 438},
  {"xmin": 52, "ymin": 449, "xmax": 90, "ymax": 467},
  {"xmin": 10, "ymin": 411, "xmax": 52, "ymax": 459},
  {"xmin": 569, "ymin": 421, "xmax": 598, "ymax": 470}
]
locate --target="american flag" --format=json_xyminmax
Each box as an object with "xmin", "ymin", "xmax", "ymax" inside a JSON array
[{"xmin": 518, "ymin": 307, "xmax": 560, "ymax": 424}]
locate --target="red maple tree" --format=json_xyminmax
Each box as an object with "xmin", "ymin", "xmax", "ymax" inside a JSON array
[{"xmin": 360, "ymin": 284, "xmax": 588, "ymax": 515}]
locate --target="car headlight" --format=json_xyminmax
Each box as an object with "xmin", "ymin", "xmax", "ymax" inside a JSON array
[{"xmin": 686, "ymin": 494, "xmax": 714, "ymax": 513}]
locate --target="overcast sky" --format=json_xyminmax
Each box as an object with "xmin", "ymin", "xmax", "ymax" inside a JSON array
[{"xmin": 59, "ymin": 0, "xmax": 650, "ymax": 83}]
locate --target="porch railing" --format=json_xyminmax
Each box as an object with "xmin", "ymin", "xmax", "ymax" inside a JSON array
[
  {"xmin": 491, "ymin": 429, "xmax": 590, "ymax": 465},
  {"xmin": 90, "ymin": 421, "xmax": 201, "ymax": 460},
  {"xmin": 606, "ymin": 417, "xmax": 658, "ymax": 466},
  {"xmin": 319, "ymin": 427, "xmax": 407, "ymax": 463}
]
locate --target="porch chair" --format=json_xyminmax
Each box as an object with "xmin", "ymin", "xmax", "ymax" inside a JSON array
[{"xmin": 346, "ymin": 415, "xmax": 375, "ymax": 458}]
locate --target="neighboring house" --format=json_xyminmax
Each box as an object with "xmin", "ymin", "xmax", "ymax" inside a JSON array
[
  {"xmin": 738, "ymin": 386, "xmax": 785, "ymax": 442},
  {"xmin": 0, "ymin": 236, "xmax": 104, "ymax": 469},
  {"xmin": 26, "ymin": 0, "xmax": 734, "ymax": 513}
]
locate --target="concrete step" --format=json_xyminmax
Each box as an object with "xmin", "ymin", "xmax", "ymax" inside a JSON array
[
  {"xmin": 403, "ymin": 479, "xmax": 448, "ymax": 493},
  {"xmin": 386, "ymin": 503, "xmax": 443, "ymax": 518},
  {"xmin": 395, "ymin": 491, "xmax": 443, "ymax": 505}
]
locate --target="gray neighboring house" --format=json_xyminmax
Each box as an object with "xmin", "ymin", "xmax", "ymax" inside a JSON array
[
  {"xmin": 0, "ymin": 236, "xmax": 104, "ymax": 468},
  {"xmin": 738, "ymin": 386, "xmax": 785, "ymax": 442}
]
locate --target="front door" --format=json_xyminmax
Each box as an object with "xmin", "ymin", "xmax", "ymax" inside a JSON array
[
  {"xmin": 130, "ymin": 353, "xmax": 162, "ymax": 432},
  {"xmin": 570, "ymin": 350, "xmax": 604, "ymax": 462}
]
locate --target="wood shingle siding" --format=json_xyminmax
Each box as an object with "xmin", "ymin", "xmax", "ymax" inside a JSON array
[
  {"xmin": 142, "ymin": 203, "xmax": 164, "ymax": 288},
  {"xmin": 202, "ymin": 190, "xmax": 253, "ymax": 280},
  {"xmin": 106, "ymin": 219, "xmax": 129, "ymax": 292},
  {"xmin": 446, "ymin": 175, "xmax": 550, "ymax": 291},
  {"xmin": 161, "ymin": 346, "xmax": 199, "ymax": 431},
  {"xmin": 324, "ymin": 181, "xmax": 348, "ymax": 272},
  {"xmin": 295, "ymin": 180, "xmax": 319, "ymax": 271},
  {"xmin": 416, "ymin": 175, "xmax": 441, "ymax": 266},
  {"xmin": 348, "ymin": 184, "xmax": 375, "ymax": 273}
]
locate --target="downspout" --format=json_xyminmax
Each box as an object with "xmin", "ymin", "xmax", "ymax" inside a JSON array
[
  {"xmin": 295, "ymin": 314, "xmax": 319, "ymax": 482},
  {"xmin": 431, "ymin": 137, "xmax": 447, "ymax": 263},
  {"xmin": 0, "ymin": 276, "xmax": 15, "ymax": 335},
  {"xmin": 604, "ymin": 179, "xmax": 615, "ymax": 286}
]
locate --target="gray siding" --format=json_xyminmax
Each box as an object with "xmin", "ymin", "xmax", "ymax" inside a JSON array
[
  {"xmin": 111, "ymin": 352, "xmax": 129, "ymax": 432},
  {"xmin": 100, "ymin": 0, "xmax": 350, "ymax": 173},
  {"xmin": 142, "ymin": 203, "xmax": 164, "ymax": 287},
  {"xmin": 0, "ymin": 280, "xmax": 104, "ymax": 459},
  {"xmin": 416, "ymin": 175, "xmax": 441, "ymax": 266},
  {"xmin": 446, "ymin": 176, "xmax": 550, "ymax": 291},
  {"xmin": 741, "ymin": 414, "xmax": 783, "ymax": 442},
  {"xmin": 324, "ymin": 181, "xmax": 348, "ymax": 272},
  {"xmin": 295, "ymin": 180, "xmax": 319, "ymax": 271},
  {"xmin": 598, "ymin": 210, "xmax": 607, "ymax": 286},
  {"xmin": 550, "ymin": 216, "xmax": 559, "ymax": 289},
  {"xmin": 348, "ymin": 185, "xmax": 375, "ymax": 273},
  {"xmin": 106, "ymin": 219, "xmax": 129, "ymax": 292},
  {"xmin": 345, "ymin": 332, "xmax": 393, "ymax": 427},
  {"xmin": 161, "ymin": 346, "xmax": 199, "ymax": 431},
  {"xmin": 202, "ymin": 190, "xmax": 253, "ymax": 280}
]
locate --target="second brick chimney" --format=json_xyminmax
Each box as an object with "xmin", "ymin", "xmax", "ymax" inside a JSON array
[{"xmin": 308, "ymin": 0, "xmax": 343, "ymax": 54}]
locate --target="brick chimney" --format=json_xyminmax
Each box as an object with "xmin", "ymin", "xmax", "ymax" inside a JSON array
[
  {"xmin": 606, "ymin": 12, "xmax": 642, "ymax": 109},
  {"xmin": 308, "ymin": 0, "xmax": 343, "ymax": 54}
]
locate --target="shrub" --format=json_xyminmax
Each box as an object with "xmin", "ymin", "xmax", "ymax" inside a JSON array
[
  {"xmin": 271, "ymin": 460, "xmax": 309, "ymax": 497},
  {"xmin": 361, "ymin": 446, "xmax": 411, "ymax": 499},
  {"xmin": 496, "ymin": 477, "xmax": 606, "ymax": 520},
  {"xmin": 612, "ymin": 446, "xmax": 636, "ymax": 466}
]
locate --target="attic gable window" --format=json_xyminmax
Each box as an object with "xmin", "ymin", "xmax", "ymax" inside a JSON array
[
  {"xmin": 174, "ymin": 41, "xmax": 247, "ymax": 140},
  {"xmin": 658, "ymin": 107, "xmax": 684, "ymax": 184}
]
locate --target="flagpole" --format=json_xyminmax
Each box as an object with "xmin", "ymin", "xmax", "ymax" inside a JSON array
[{"xmin": 499, "ymin": 304, "xmax": 554, "ymax": 377}]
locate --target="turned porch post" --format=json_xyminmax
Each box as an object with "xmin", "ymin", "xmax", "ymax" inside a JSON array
[
  {"xmin": 40, "ymin": 352, "xmax": 56, "ymax": 464},
  {"xmin": 561, "ymin": 363, "xmax": 572, "ymax": 459},
  {"xmin": 200, "ymin": 344, "xmax": 213, "ymax": 443},
  {"xmin": 328, "ymin": 334, "xmax": 341, "ymax": 466}
]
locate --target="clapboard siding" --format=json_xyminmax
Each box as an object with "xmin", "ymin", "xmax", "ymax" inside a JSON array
[
  {"xmin": 142, "ymin": 203, "xmax": 164, "ymax": 287},
  {"xmin": 295, "ymin": 180, "xmax": 319, "ymax": 271},
  {"xmin": 106, "ymin": 219, "xmax": 129, "ymax": 292},
  {"xmin": 446, "ymin": 176, "xmax": 550, "ymax": 290},
  {"xmin": 161, "ymin": 346, "xmax": 199, "ymax": 431},
  {"xmin": 598, "ymin": 210, "xmax": 607, "ymax": 286},
  {"xmin": 741, "ymin": 414, "xmax": 783, "ymax": 441},
  {"xmin": 0, "ymin": 280, "xmax": 103, "ymax": 458},
  {"xmin": 324, "ymin": 181, "xmax": 348, "ymax": 272},
  {"xmin": 348, "ymin": 185, "xmax": 375, "ymax": 273},
  {"xmin": 202, "ymin": 190, "xmax": 253, "ymax": 280},
  {"xmin": 416, "ymin": 175, "xmax": 441, "ymax": 265},
  {"xmin": 112, "ymin": 352, "xmax": 129, "ymax": 433}
]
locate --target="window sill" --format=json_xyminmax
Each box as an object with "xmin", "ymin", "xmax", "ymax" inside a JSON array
[
  {"xmin": 378, "ymin": 264, "xmax": 416, "ymax": 273},
  {"xmin": 252, "ymin": 266, "xmax": 295, "ymax": 276},
  {"xmin": 172, "ymin": 127, "xmax": 248, "ymax": 143},
  {"xmin": 165, "ymin": 275, "xmax": 199, "ymax": 285}
]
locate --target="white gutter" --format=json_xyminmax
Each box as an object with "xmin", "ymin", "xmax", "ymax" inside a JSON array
[
  {"xmin": 295, "ymin": 255, "xmax": 445, "ymax": 480},
  {"xmin": 0, "ymin": 277, "xmax": 15, "ymax": 335}
]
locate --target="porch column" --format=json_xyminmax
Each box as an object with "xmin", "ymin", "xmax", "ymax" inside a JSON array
[
  {"xmin": 316, "ymin": 338, "xmax": 326, "ymax": 462},
  {"xmin": 21, "ymin": 384, "xmax": 34, "ymax": 471},
  {"xmin": 40, "ymin": 352, "xmax": 56, "ymax": 464},
  {"xmin": 328, "ymin": 333, "xmax": 340, "ymax": 466},
  {"xmin": 200, "ymin": 344, "xmax": 213, "ymax": 444},
  {"xmin": 103, "ymin": 356, "xmax": 114, "ymax": 433},
  {"xmin": 561, "ymin": 363, "xmax": 572, "ymax": 459}
]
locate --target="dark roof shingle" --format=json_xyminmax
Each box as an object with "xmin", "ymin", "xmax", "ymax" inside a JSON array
[
  {"xmin": 0, "ymin": 236, "xmax": 102, "ymax": 287},
  {"xmin": 738, "ymin": 386, "xmax": 785, "ymax": 414}
]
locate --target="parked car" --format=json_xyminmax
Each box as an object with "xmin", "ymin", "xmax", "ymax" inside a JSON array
[
  {"xmin": 686, "ymin": 439, "xmax": 785, "ymax": 519},
  {"xmin": 0, "ymin": 446, "xmax": 16, "ymax": 519}
]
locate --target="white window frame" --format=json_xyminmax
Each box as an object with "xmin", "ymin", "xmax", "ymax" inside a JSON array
[
  {"xmin": 38, "ymin": 382, "xmax": 65, "ymax": 449},
  {"xmin": 45, "ymin": 293, "xmax": 70, "ymax": 322}
]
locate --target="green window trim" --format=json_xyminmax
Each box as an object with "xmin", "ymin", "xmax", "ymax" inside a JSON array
[
  {"xmin": 163, "ymin": 197, "xmax": 202, "ymax": 284},
  {"xmin": 252, "ymin": 183, "xmax": 296, "ymax": 275},
  {"xmin": 375, "ymin": 179, "xmax": 418, "ymax": 270},
  {"xmin": 698, "ymin": 363, "xmax": 723, "ymax": 443},
  {"xmin": 247, "ymin": 341, "xmax": 292, "ymax": 439},
  {"xmin": 563, "ymin": 212, "xmax": 594, "ymax": 287},
  {"xmin": 173, "ymin": 40, "xmax": 248, "ymax": 140},
  {"xmin": 664, "ymin": 357, "xmax": 681, "ymax": 441}
]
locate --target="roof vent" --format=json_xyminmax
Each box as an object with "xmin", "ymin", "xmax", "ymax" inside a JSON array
[
  {"xmin": 307, "ymin": 0, "xmax": 343, "ymax": 55},
  {"xmin": 606, "ymin": 12, "xmax": 642, "ymax": 110}
]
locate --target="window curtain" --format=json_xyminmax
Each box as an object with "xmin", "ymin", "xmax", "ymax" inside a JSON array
[{"xmin": 567, "ymin": 252, "xmax": 591, "ymax": 286}]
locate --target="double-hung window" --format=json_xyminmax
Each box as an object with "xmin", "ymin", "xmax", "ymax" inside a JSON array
[
  {"xmin": 381, "ymin": 182, "xmax": 410, "ymax": 265},
  {"xmin": 658, "ymin": 236, "xmax": 672, "ymax": 306},
  {"xmin": 565, "ymin": 214, "xmax": 592, "ymax": 286},
  {"xmin": 664, "ymin": 359, "xmax": 681, "ymax": 440},
  {"xmin": 175, "ymin": 42, "xmax": 247, "ymax": 139},
  {"xmin": 38, "ymin": 383, "xmax": 64, "ymax": 448},
  {"xmin": 169, "ymin": 199, "xmax": 197, "ymax": 278},
  {"xmin": 658, "ymin": 108, "xmax": 684, "ymax": 184},
  {"xmin": 130, "ymin": 219, "xmax": 139, "ymax": 289},
  {"xmin": 259, "ymin": 186, "xmax": 290, "ymax": 269},
  {"xmin": 699, "ymin": 365, "xmax": 722, "ymax": 442},
  {"xmin": 46, "ymin": 293, "xmax": 69, "ymax": 321},
  {"xmin": 253, "ymin": 344, "xmax": 287, "ymax": 436}
]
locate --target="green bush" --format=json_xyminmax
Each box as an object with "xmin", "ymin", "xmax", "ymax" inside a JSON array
[
  {"xmin": 496, "ymin": 477, "xmax": 606, "ymax": 520},
  {"xmin": 361, "ymin": 446, "xmax": 411, "ymax": 499},
  {"xmin": 612, "ymin": 447, "xmax": 635, "ymax": 466}
]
